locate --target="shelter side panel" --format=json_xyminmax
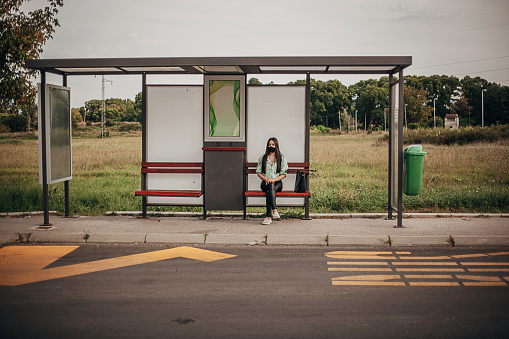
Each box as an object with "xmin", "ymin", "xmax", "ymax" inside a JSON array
[
  {"xmin": 246, "ymin": 85, "xmax": 306, "ymax": 207},
  {"xmin": 146, "ymin": 86, "xmax": 203, "ymax": 205}
]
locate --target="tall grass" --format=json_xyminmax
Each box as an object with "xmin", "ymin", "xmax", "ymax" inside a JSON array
[{"xmin": 1, "ymin": 131, "xmax": 508, "ymax": 214}]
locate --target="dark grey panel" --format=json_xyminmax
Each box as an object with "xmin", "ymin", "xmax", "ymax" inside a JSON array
[{"xmin": 204, "ymin": 150, "xmax": 244, "ymax": 210}]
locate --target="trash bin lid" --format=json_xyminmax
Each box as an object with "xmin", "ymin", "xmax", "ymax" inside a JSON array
[{"xmin": 404, "ymin": 144, "xmax": 426, "ymax": 156}]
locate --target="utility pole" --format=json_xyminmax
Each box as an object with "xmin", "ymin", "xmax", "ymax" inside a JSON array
[
  {"xmin": 355, "ymin": 110, "xmax": 357, "ymax": 132},
  {"xmin": 339, "ymin": 110, "xmax": 341, "ymax": 132},
  {"xmin": 101, "ymin": 75, "xmax": 112, "ymax": 138},
  {"xmin": 384, "ymin": 108, "xmax": 386, "ymax": 133},
  {"xmin": 433, "ymin": 97, "xmax": 437, "ymax": 128},
  {"xmin": 482, "ymin": 88, "xmax": 487, "ymax": 127}
]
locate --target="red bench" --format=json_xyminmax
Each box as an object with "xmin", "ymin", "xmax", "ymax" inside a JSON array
[{"xmin": 135, "ymin": 162, "xmax": 205, "ymax": 217}]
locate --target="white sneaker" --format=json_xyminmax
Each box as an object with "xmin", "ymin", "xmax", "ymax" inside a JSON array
[
  {"xmin": 262, "ymin": 217, "xmax": 272, "ymax": 225},
  {"xmin": 272, "ymin": 211, "xmax": 281, "ymax": 219}
]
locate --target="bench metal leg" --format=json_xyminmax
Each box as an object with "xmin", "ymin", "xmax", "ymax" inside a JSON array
[
  {"xmin": 142, "ymin": 197, "xmax": 147, "ymax": 218},
  {"xmin": 203, "ymin": 208, "xmax": 207, "ymax": 220},
  {"xmin": 302, "ymin": 196, "xmax": 311, "ymax": 220}
]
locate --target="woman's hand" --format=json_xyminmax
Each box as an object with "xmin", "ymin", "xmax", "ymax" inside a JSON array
[{"xmin": 266, "ymin": 178, "xmax": 277, "ymax": 184}]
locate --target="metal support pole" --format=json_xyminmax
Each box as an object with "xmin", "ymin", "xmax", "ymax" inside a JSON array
[
  {"xmin": 396, "ymin": 69, "xmax": 404, "ymax": 228},
  {"xmin": 141, "ymin": 73, "xmax": 147, "ymax": 217},
  {"xmin": 40, "ymin": 71, "xmax": 51, "ymax": 226},
  {"xmin": 63, "ymin": 74, "xmax": 70, "ymax": 217},
  {"xmin": 387, "ymin": 73, "xmax": 394, "ymax": 220},
  {"xmin": 303, "ymin": 72, "xmax": 311, "ymax": 220}
]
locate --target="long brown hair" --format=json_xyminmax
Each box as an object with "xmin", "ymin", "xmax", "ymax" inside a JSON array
[{"xmin": 262, "ymin": 137, "xmax": 282, "ymax": 174}]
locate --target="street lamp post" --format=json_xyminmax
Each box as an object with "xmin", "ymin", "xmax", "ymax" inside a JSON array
[
  {"xmin": 404, "ymin": 104, "xmax": 408, "ymax": 129},
  {"xmin": 433, "ymin": 97, "xmax": 437, "ymax": 128},
  {"xmin": 482, "ymin": 89, "xmax": 487, "ymax": 127}
]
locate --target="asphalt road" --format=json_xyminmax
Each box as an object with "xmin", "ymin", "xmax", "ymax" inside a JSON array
[{"xmin": 1, "ymin": 244, "xmax": 509, "ymax": 338}]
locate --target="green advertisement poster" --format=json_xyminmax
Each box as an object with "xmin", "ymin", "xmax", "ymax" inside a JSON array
[{"xmin": 209, "ymin": 80, "xmax": 240, "ymax": 137}]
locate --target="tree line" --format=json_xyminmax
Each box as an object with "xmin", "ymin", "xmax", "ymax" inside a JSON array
[
  {"xmin": 1, "ymin": 75, "xmax": 507, "ymax": 133},
  {"xmin": 250, "ymin": 75, "xmax": 509, "ymax": 130}
]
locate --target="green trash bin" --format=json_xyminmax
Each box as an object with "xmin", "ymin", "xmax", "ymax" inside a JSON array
[{"xmin": 403, "ymin": 145, "xmax": 426, "ymax": 195}]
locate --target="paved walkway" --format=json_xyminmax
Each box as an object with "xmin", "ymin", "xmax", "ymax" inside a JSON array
[{"xmin": 1, "ymin": 212, "xmax": 508, "ymax": 246}]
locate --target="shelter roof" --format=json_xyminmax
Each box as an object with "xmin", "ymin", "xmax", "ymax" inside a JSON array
[{"xmin": 26, "ymin": 56, "xmax": 411, "ymax": 76}]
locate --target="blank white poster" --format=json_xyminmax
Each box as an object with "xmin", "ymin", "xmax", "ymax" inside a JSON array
[
  {"xmin": 146, "ymin": 86, "xmax": 203, "ymax": 205},
  {"xmin": 246, "ymin": 86, "xmax": 306, "ymax": 206}
]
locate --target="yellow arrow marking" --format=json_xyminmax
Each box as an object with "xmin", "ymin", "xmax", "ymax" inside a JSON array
[{"xmin": 0, "ymin": 246, "xmax": 236, "ymax": 286}]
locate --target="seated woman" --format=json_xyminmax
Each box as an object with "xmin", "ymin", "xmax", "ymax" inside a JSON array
[{"xmin": 256, "ymin": 137, "xmax": 288, "ymax": 225}]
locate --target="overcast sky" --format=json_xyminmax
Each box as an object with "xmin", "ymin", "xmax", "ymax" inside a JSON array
[{"xmin": 26, "ymin": 0, "xmax": 509, "ymax": 108}]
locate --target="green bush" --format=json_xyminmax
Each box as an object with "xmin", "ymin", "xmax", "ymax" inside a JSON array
[
  {"xmin": 119, "ymin": 123, "xmax": 141, "ymax": 132},
  {"xmin": 1, "ymin": 114, "xmax": 28, "ymax": 132},
  {"xmin": 314, "ymin": 125, "xmax": 331, "ymax": 134},
  {"xmin": 379, "ymin": 125, "xmax": 509, "ymax": 145}
]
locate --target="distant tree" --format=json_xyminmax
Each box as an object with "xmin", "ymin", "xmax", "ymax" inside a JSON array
[
  {"xmin": 451, "ymin": 97, "xmax": 473, "ymax": 125},
  {"xmin": 248, "ymin": 77, "xmax": 263, "ymax": 85},
  {"xmin": 349, "ymin": 79, "xmax": 388, "ymax": 129},
  {"xmin": 0, "ymin": 0, "xmax": 63, "ymax": 120},
  {"xmin": 404, "ymin": 85, "xmax": 432, "ymax": 124}
]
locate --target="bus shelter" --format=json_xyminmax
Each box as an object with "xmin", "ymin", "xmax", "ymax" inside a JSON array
[{"xmin": 26, "ymin": 56, "xmax": 412, "ymax": 227}]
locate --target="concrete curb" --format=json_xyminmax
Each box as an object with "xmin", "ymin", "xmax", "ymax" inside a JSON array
[
  {"xmin": 267, "ymin": 235, "xmax": 328, "ymax": 245},
  {"xmin": 145, "ymin": 233, "xmax": 206, "ymax": 244},
  {"xmin": 3, "ymin": 232, "xmax": 509, "ymax": 246},
  {"xmin": 205, "ymin": 234, "xmax": 267, "ymax": 245},
  {"xmin": 101, "ymin": 211, "xmax": 509, "ymax": 219}
]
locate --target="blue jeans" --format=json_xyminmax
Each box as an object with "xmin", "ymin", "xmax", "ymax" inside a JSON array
[{"xmin": 261, "ymin": 181, "xmax": 283, "ymax": 217}]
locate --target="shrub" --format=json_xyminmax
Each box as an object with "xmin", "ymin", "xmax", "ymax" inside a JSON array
[
  {"xmin": 119, "ymin": 123, "xmax": 141, "ymax": 132},
  {"xmin": 314, "ymin": 125, "xmax": 331, "ymax": 134},
  {"xmin": 379, "ymin": 125, "xmax": 509, "ymax": 145},
  {"xmin": 1, "ymin": 114, "xmax": 28, "ymax": 132},
  {"xmin": 0, "ymin": 122, "xmax": 11, "ymax": 133}
]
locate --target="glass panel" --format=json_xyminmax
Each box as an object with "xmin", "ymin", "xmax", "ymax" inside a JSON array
[{"xmin": 48, "ymin": 86, "xmax": 72, "ymax": 183}]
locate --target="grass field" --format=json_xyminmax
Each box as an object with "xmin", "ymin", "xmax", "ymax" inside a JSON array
[{"xmin": 1, "ymin": 130, "xmax": 508, "ymax": 215}]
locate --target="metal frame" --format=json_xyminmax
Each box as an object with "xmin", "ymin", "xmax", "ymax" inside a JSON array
[{"xmin": 29, "ymin": 56, "xmax": 411, "ymax": 226}]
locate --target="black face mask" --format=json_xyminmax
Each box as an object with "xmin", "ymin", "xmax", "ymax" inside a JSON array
[{"xmin": 268, "ymin": 146, "xmax": 276, "ymax": 153}]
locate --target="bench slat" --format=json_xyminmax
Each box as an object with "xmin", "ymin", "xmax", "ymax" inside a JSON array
[
  {"xmin": 246, "ymin": 162, "xmax": 309, "ymax": 168},
  {"xmin": 245, "ymin": 191, "xmax": 310, "ymax": 197},
  {"xmin": 142, "ymin": 168, "xmax": 203, "ymax": 174},
  {"xmin": 246, "ymin": 169, "xmax": 311, "ymax": 174},
  {"xmin": 142, "ymin": 162, "xmax": 203, "ymax": 168},
  {"xmin": 135, "ymin": 190, "xmax": 203, "ymax": 197}
]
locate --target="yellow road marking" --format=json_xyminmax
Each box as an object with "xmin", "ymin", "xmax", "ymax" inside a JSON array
[
  {"xmin": 327, "ymin": 262, "xmax": 389, "ymax": 266},
  {"xmin": 326, "ymin": 256, "xmax": 398, "ymax": 260},
  {"xmin": 452, "ymin": 254, "xmax": 488, "ymax": 259},
  {"xmin": 461, "ymin": 262, "xmax": 509, "ymax": 266},
  {"xmin": 398, "ymin": 256, "xmax": 451, "ymax": 260},
  {"xmin": 456, "ymin": 275, "xmax": 502, "ymax": 282},
  {"xmin": 409, "ymin": 282, "xmax": 460, "ymax": 286},
  {"xmin": 463, "ymin": 282, "xmax": 507, "ymax": 286},
  {"xmin": 328, "ymin": 267, "xmax": 393, "ymax": 272},
  {"xmin": 326, "ymin": 250, "xmax": 509, "ymax": 287},
  {"xmin": 404, "ymin": 275, "xmax": 453, "ymax": 279},
  {"xmin": 332, "ymin": 274, "xmax": 402, "ymax": 282},
  {"xmin": 395, "ymin": 268, "xmax": 465, "ymax": 272},
  {"xmin": 488, "ymin": 252, "xmax": 509, "ymax": 256},
  {"xmin": 333, "ymin": 281, "xmax": 406, "ymax": 286},
  {"xmin": 392, "ymin": 262, "xmax": 459, "ymax": 266},
  {"xmin": 325, "ymin": 251, "xmax": 410, "ymax": 258},
  {"xmin": 0, "ymin": 246, "xmax": 236, "ymax": 286}
]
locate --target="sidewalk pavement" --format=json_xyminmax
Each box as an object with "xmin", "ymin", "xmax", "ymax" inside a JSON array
[{"xmin": 1, "ymin": 211, "xmax": 508, "ymax": 247}]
